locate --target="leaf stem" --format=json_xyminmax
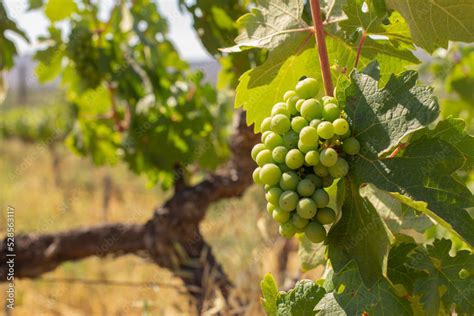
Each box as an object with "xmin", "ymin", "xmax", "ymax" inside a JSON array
[
  {"xmin": 310, "ymin": 0, "xmax": 334, "ymax": 96},
  {"xmin": 354, "ymin": 31, "xmax": 367, "ymax": 68}
]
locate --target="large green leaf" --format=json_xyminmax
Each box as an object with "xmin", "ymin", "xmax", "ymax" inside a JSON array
[
  {"xmin": 277, "ymin": 280, "xmax": 326, "ymax": 315},
  {"xmin": 386, "ymin": 0, "xmax": 474, "ymax": 52},
  {"xmin": 223, "ymin": 0, "xmax": 308, "ymax": 52}
]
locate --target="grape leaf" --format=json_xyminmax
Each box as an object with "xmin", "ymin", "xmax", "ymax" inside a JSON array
[
  {"xmin": 298, "ymin": 235, "xmax": 327, "ymax": 272},
  {"xmin": 387, "ymin": 241, "xmax": 423, "ymax": 294},
  {"xmin": 314, "ymin": 293, "xmax": 346, "ymax": 316},
  {"xmin": 340, "ymin": 0, "xmax": 386, "ymax": 34},
  {"xmin": 261, "ymin": 273, "xmax": 279, "ymax": 316},
  {"xmin": 222, "ymin": 0, "xmax": 308, "ymax": 52},
  {"xmin": 45, "ymin": 0, "xmax": 77, "ymax": 22},
  {"xmin": 327, "ymin": 177, "xmax": 392, "ymax": 286},
  {"xmin": 277, "ymin": 280, "xmax": 326, "ymax": 315},
  {"xmin": 386, "ymin": 0, "xmax": 474, "ymax": 52}
]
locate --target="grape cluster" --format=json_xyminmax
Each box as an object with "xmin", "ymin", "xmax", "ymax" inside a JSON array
[{"xmin": 251, "ymin": 77, "xmax": 360, "ymax": 243}]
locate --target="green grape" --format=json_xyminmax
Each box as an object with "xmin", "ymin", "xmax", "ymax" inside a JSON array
[
  {"xmin": 272, "ymin": 146, "xmax": 288, "ymax": 163},
  {"xmin": 305, "ymin": 174, "xmax": 322, "ymax": 188},
  {"xmin": 333, "ymin": 118, "xmax": 349, "ymax": 136},
  {"xmin": 328, "ymin": 157, "xmax": 349, "ymax": 178},
  {"xmin": 313, "ymin": 164, "xmax": 329, "ymax": 177},
  {"xmin": 264, "ymin": 132, "xmax": 284, "ymax": 149},
  {"xmin": 264, "ymin": 184, "xmax": 272, "ymax": 191},
  {"xmin": 260, "ymin": 163, "xmax": 282, "ymax": 185},
  {"xmin": 322, "ymin": 176, "xmax": 334, "ymax": 188},
  {"xmin": 279, "ymin": 221, "xmax": 297, "ymax": 238},
  {"xmin": 298, "ymin": 140, "xmax": 316, "ymax": 153},
  {"xmin": 273, "ymin": 207, "xmax": 291, "ymax": 223},
  {"xmin": 295, "ymin": 78, "xmax": 319, "ymax": 99},
  {"xmin": 251, "ymin": 143, "xmax": 266, "ymax": 162},
  {"xmin": 286, "ymin": 96, "xmax": 299, "ymax": 115},
  {"xmin": 271, "ymin": 114, "xmax": 291, "ymax": 134},
  {"xmin": 296, "ymin": 198, "xmax": 317, "ymax": 219},
  {"xmin": 323, "ymin": 103, "xmax": 341, "ymax": 121},
  {"xmin": 301, "ymin": 99, "xmax": 323, "ymax": 121},
  {"xmin": 285, "ymin": 149, "xmax": 305, "ymax": 169},
  {"xmin": 267, "ymin": 202, "xmax": 276, "ymax": 215},
  {"xmin": 261, "ymin": 117, "xmax": 272, "ymax": 132},
  {"xmin": 279, "ymin": 163, "xmax": 291, "ymax": 172},
  {"xmin": 252, "ymin": 167, "xmax": 262, "ymax": 184},
  {"xmin": 342, "ymin": 137, "xmax": 360, "ymax": 155},
  {"xmin": 265, "ymin": 187, "xmax": 283, "ymax": 205},
  {"xmin": 316, "ymin": 207, "xmax": 336, "ymax": 224},
  {"xmin": 309, "ymin": 119, "xmax": 322, "ymax": 129},
  {"xmin": 279, "ymin": 171, "xmax": 299, "ymax": 191},
  {"xmin": 261, "ymin": 130, "xmax": 272, "ymax": 143},
  {"xmin": 317, "ymin": 121, "xmax": 335, "ymax": 139},
  {"xmin": 283, "ymin": 131, "xmax": 299, "ymax": 149},
  {"xmin": 312, "ymin": 189, "xmax": 329, "ymax": 208},
  {"xmin": 291, "ymin": 213, "xmax": 309, "ymax": 229},
  {"xmin": 297, "ymin": 179, "xmax": 316, "ymax": 197},
  {"xmin": 279, "ymin": 190, "xmax": 299, "ymax": 212},
  {"xmin": 291, "ymin": 116, "xmax": 308, "ymax": 133},
  {"xmin": 299, "ymin": 126, "xmax": 319, "ymax": 145},
  {"xmin": 283, "ymin": 90, "xmax": 296, "ymax": 102},
  {"xmin": 305, "ymin": 150, "xmax": 320, "ymax": 166},
  {"xmin": 256, "ymin": 149, "xmax": 273, "ymax": 167},
  {"xmin": 295, "ymin": 99, "xmax": 305, "ymax": 112},
  {"xmin": 322, "ymin": 96, "xmax": 338, "ymax": 105},
  {"xmin": 271, "ymin": 102, "xmax": 290, "ymax": 117},
  {"xmin": 305, "ymin": 222, "xmax": 326, "ymax": 243},
  {"xmin": 319, "ymin": 148, "xmax": 338, "ymax": 167}
]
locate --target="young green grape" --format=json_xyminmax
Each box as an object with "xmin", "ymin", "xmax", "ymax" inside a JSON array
[
  {"xmin": 264, "ymin": 132, "xmax": 283, "ymax": 149},
  {"xmin": 328, "ymin": 157, "xmax": 349, "ymax": 178},
  {"xmin": 305, "ymin": 222, "xmax": 326, "ymax": 243},
  {"xmin": 298, "ymin": 140, "xmax": 316, "ymax": 154},
  {"xmin": 317, "ymin": 121, "xmax": 335, "ymax": 139},
  {"xmin": 271, "ymin": 114, "xmax": 291, "ymax": 134},
  {"xmin": 309, "ymin": 119, "xmax": 322, "ymax": 129},
  {"xmin": 322, "ymin": 96, "xmax": 338, "ymax": 105},
  {"xmin": 271, "ymin": 102, "xmax": 290, "ymax": 117},
  {"xmin": 316, "ymin": 207, "xmax": 336, "ymax": 225},
  {"xmin": 283, "ymin": 90, "xmax": 296, "ymax": 102},
  {"xmin": 251, "ymin": 143, "xmax": 266, "ymax": 162},
  {"xmin": 285, "ymin": 149, "xmax": 305, "ymax": 169},
  {"xmin": 312, "ymin": 189, "xmax": 329, "ymax": 208},
  {"xmin": 283, "ymin": 131, "xmax": 299, "ymax": 149},
  {"xmin": 299, "ymin": 126, "xmax": 319, "ymax": 147},
  {"xmin": 304, "ymin": 150, "xmax": 320, "ymax": 166},
  {"xmin": 279, "ymin": 190, "xmax": 299, "ymax": 212},
  {"xmin": 297, "ymin": 179, "xmax": 316, "ymax": 197},
  {"xmin": 291, "ymin": 213, "xmax": 309, "ymax": 229},
  {"xmin": 260, "ymin": 163, "xmax": 281, "ymax": 185},
  {"xmin": 273, "ymin": 207, "xmax": 290, "ymax": 224},
  {"xmin": 267, "ymin": 202, "xmax": 276, "ymax": 215},
  {"xmin": 253, "ymin": 167, "xmax": 262, "ymax": 184},
  {"xmin": 300, "ymin": 99, "xmax": 323, "ymax": 121},
  {"xmin": 256, "ymin": 149, "xmax": 273, "ymax": 167},
  {"xmin": 272, "ymin": 146, "xmax": 288, "ymax": 163},
  {"xmin": 323, "ymin": 103, "xmax": 341, "ymax": 121},
  {"xmin": 321, "ymin": 176, "xmax": 334, "ymax": 188},
  {"xmin": 296, "ymin": 198, "xmax": 317, "ymax": 219},
  {"xmin": 279, "ymin": 221, "xmax": 297, "ymax": 238},
  {"xmin": 286, "ymin": 96, "xmax": 299, "ymax": 116},
  {"xmin": 261, "ymin": 117, "xmax": 272, "ymax": 132},
  {"xmin": 333, "ymin": 118, "xmax": 349, "ymax": 136},
  {"xmin": 342, "ymin": 137, "xmax": 360, "ymax": 155},
  {"xmin": 295, "ymin": 99, "xmax": 305, "ymax": 112},
  {"xmin": 295, "ymin": 77, "xmax": 319, "ymax": 99},
  {"xmin": 319, "ymin": 148, "xmax": 338, "ymax": 167},
  {"xmin": 261, "ymin": 130, "xmax": 272, "ymax": 143},
  {"xmin": 279, "ymin": 171, "xmax": 299, "ymax": 191},
  {"xmin": 305, "ymin": 174, "xmax": 322, "ymax": 188},
  {"xmin": 291, "ymin": 116, "xmax": 308, "ymax": 133},
  {"xmin": 265, "ymin": 187, "xmax": 283, "ymax": 205}
]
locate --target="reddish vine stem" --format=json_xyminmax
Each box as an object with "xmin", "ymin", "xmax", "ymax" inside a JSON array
[
  {"xmin": 354, "ymin": 31, "xmax": 367, "ymax": 68},
  {"xmin": 309, "ymin": 0, "xmax": 334, "ymax": 96}
]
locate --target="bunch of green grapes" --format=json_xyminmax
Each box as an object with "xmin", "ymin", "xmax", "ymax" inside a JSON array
[{"xmin": 251, "ymin": 78, "xmax": 360, "ymax": 243}]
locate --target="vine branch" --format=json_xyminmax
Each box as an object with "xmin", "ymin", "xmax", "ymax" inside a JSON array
[{"xmin": 310, "ymin": 0, "xmax": 334, "ymax": 96}]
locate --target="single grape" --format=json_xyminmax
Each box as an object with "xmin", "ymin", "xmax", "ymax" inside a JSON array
[
  {"xmin": 251, "ymin": 143, "xmax": 266, "ymax": 162},
  {"xmin": 313, "ymin": 164, "xmax": 329, "ymax": 177},
  {"xmin": 301, "ymin": 99, "xmax": 323, "ymax": 121},
  {"xmin": 252, "ymin": 167, "xmax": 262, "ymax": 184},
  {"xmin": 342, "ymin": 137, "xmax": 360, "ymax": 155},
  {"xmin": 299, "ymin": 126, "xmax": 319, "ymax": 146},
  {"xmin": 272, "ymin": 146, "xmax": 288, "ymax": 164},
  {"xmin": 271, "ymin": 114, "xmax": 291, "ymax": 134},
  {"xmin": 305, "ymin": 150, "xmax": 320, "ymax": 166},
  {"xmin": 317, "ymin": 121, "xmax": 335, "ymax": 139},
  {"xmin": 298, "ymin": 140, "xmax": 316, "ymax": 154},
  {"xmin": 305, "ymin": 174, "xmax": 322, "ymax": 188},
  {"xmin": 279, "ymin": 171, "xmax": 299, "ymax": 191},
  {"xmin": 271, "ymin": 102, "xmax": 290, "ymax": 117},
  {"xmin": 319, "ymin": 148, "xmax": 338, "ymax": 167},
  {"xmin": 296, "ymin": 198, "xmax": 317, "ymax": 219},
  {"xmin": 312, "ymin": 189, "xmax": 329, "ymax": 208},
  {"xmin": 261, "ymin": 117, "xmax": 272, "ymax": 132},
  {"xmin": 260, "ymin": 163, "xmax": 282, "ymax": 185},
  {"xmin": 328, "ymin": 157, "xmax": 349, "ymax": 178},
  {"xmin": 323, "ymin": 103, "xmax": 341, "ymax": 122},
  {"xmin": 291, "ymin": 116, "xmax": 308, "ymax": 133},
  {"xmin": 305, "ymin": 222, "xmax": 326, "ymax": 243},
  {"xmin": 264, "ymin": 184, "xmax": 272, "ymax": 191},
  {"xmin": 309, "ymin": 119, "xmax": 322, "ymax": 129},
  {"xmin": 283, "ymin": 131, "xmax": 299, "ymax": 149},
  {"xmin": 279, "ymin": 221, "xmax": 297, "ymax": 238},
  {"xmin": 295, "ymin": 99, "xmax": 305, "ymax": 112},
  {"xmin": 316, "ymin": 207, "xmax": 336, "ymax": 225},
  {"xmin": 286, "ymin": 96, "xmax": 299, "ymax": 116},
  {"xmin": 256, "ymin": 149, "xmax": 273, "ymax": 167},
  {"xmin": 267, "ymin": 202, "xmax": 276, "ymax": 215},
  {"xmin": 264, "ymin": 132, "xmax": 284, "ymax": 149},
  {"xmin": 292, "ymin": 213, "xmax": 309, "ymax": 229},
  {"xmin": 296, "ymin": 77, "xmax": 319, "ymax": 99},
  {"xmin": 273, "ymin": 207, "xmax": 291, "ymax": 223},
  {"xmin": 261, "ymin": 130, "xmax": 272, "ymax": 143},
  {"xmin": 283, "ymin": 90, "xmax": 296, "ymax": 102},
  {"xmin": 265, "ymin": 187, "xmax": 283, "ymax": 205},
  {"xmin": 322, "ymin": 176, "xmax": 334, "ymax": 188},
  {"xmin": 279, "ymin": 190, "xmax": 299, "ymax": 212},
  {"xmin": 333, "ymin": 118, "xmax": 349, "ymax": 136},
  {"xmin": 297, "ymin": 179, "xmax": 316, "ymax": 197},
  {"xmin": 322, "ymin": 96, "xmax": 338, "ymax": 105},
  {"xmin": 285, "ymin": 149, "xmax": 305, "ymax": 169}
]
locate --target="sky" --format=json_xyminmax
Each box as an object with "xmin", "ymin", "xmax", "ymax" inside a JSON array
[{"xmin": 3, "ymin": 0, "xmax": 211, "ymax": 61}]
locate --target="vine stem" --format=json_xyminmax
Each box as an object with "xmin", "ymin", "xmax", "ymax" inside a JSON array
[
  {"xmin": 310, "ymin": 0, "xmax": 334, "ymax": 96},
  {"xmin": 354, "ymin": 31, "xmax": 367, "ymax": 68}
]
